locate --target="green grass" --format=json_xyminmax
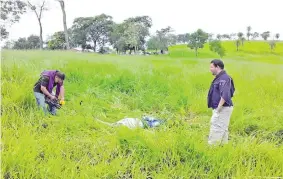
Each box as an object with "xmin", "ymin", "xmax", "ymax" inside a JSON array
[{"xmin": 1, "ymin": 41, "xmax": 283, "ymax": 178}]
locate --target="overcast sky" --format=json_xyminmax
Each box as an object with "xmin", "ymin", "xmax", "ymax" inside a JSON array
[{"xmin": 6, "ymin": 0, "xmax": 283, "ymax": 41}]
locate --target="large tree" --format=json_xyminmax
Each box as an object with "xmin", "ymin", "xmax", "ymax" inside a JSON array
[
  {"xmin": 123, "ymin": 16, "xmax": 152, "ymax": 50},
  {"xmin": 0, "ymin": 0, "xmax": 27, "ymax": 39},
  {"xmin": 75, "ymin": 14, "xmax": 114, "ymax": 51},
  {"xmin": 109, "ymin": 17, "xmax": 152, "ymax": 54},
  {"xmin": 155, "ymin": 26, "xmax": 175, "ymax": 53},
  {"xmin": 187, "ymin": 29, "xmax": 209, "ymax": 56},
  {"xmin": 123, "ymin": 22, "xmax": 141, "ymax": 53},
  {"xmin": 71, "ymin": 17, "xmax": 89, "ymax": 50},
  {"xmin": 27, "ymin": 0, "xmax": 48, "ymax": 49},
  {"xmin": 109, "ymin": 23, "xmax": 127, "ymax": 54},
  {"xmin": 56, "ymin": 0, "xmax": 70, "ymax": 49}
]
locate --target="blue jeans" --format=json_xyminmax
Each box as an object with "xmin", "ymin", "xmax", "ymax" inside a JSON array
[{"xmin": 34, "ymin": 92, "xmax": 57, "ymax": 115}]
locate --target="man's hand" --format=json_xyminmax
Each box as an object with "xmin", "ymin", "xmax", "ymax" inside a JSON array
[
  {"xmin": 50, "ymin": 95, "xmax": 57, "ymax": 100},
  {"xmin": 216, "ymin": 97, "xmax": 226, "ymax": 113},
  {"xmin": 216, "ymin": 106, "xmax": 223, "ymax": 113}
]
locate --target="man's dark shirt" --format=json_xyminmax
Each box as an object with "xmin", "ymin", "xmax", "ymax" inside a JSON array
[
  {"xmin": 33, "ymin": 76, "xmax": 53, "ymax": 93},
  {"xmin": 207, "ymin": 70, "xmax": 235, "ymax": 109}
]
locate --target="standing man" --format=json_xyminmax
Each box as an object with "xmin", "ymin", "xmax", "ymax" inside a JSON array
[
  {"xmin": 207, "ymin": 59, "xmax": 235, "ymax": 145},
  {"xmin": 33, "ymin": 70, "xmax": 65, "ymax": 115}
]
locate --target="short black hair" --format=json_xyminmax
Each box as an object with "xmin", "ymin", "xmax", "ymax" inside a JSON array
[
  {"xmin": 210, "ymin": 59, "xmax": 224, "ymax": 69},
  {"xmin": 55, "ymin": 71, "xmax": 65, "ymax": 80}
]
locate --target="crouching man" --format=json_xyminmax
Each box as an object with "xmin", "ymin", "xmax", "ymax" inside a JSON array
[
  {"xmin": 207, "ymin": 59, "xmax": 235, "ymax": 145},
  {"xmin": 33, "ymin": 70, "xmax": 65, "ymax": 115}
]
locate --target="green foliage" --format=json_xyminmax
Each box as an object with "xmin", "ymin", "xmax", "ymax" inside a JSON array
[
  {"xmin": 146, "ymin": 26, "xmax": 177, "ymax": 53},
  {"xmin": 146, "ymin": 36, "xmax": 159, "ymax": 51},
  {"xmin": 187, "ymin": 29, "xmax": 209, "ymax": 56},
  {"xmin": 47, "ymin": 31, "xmax": 66, "ymax": 50},
  {"xmin": 12, "ymin": 35, "xmax": 40, "ymax": 49},
  {"xmin": 251, "ymin": 32, "xmax": 259, "ymax": 40},
  {"xmin": 209, "ymin": 40, "xmax": 226, "ymax": 57},
  {"xmin": 109, "ymin": 16, "xmax": 152, "ymax": 53},
  {"xmin": 177, "ymin": 33, "xmax": 189, "ymax": 44},
  {"xmin": 71, "ymin": 14, "xmax": 114, "ymax": 51},
  {"xmin": 261, "ymin": 31, "xmax": 270, "ymax": 40}
]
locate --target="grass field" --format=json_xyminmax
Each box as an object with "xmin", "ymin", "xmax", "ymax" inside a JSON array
[{"xmin": 1, "ymin": 41, "xmax": 283, "ymax": 178}]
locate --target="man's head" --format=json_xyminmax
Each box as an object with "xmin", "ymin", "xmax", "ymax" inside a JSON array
[
  {"xmin": 54, "ymin": 71, "xmax": 65, "ymax": 84},
  {"xmin": 210, "ymin": 59, "xmax": 224, "ymax": 76}
]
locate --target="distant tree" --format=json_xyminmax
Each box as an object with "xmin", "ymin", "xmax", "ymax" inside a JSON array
[
  {"xmin": 124, "ymin": 22, "xmax": 141, "ymax": 53},
  {"xmin": 275, "ymin": 33, "xmax": 280, "ymax": 40},
  {"xmin": 268, "ymin": 40, "xmax": 276, "ymax": 52},
  {"xmin": 209, "ymin": 40, "xmax": 226, "ymax": 58},
  {"xmin": 109, "ymin": 23, "xmax": 127, "ymax": 53},
  {"xmin": 235, "ymin": 39, "xmax": 241, "ymax": 51},
  {"xmin": 222, "ymin": 34, "xmax": 231, "ymax": 40},
  {"xmin": 0, "ymin": 0, "xmax": 27, "ymax": 39},
  {"xmin": 246, "ymin": 26, "xmax": 252, "ymax": 41},
  {"xmin": 27, "ymin": 35, "xmax": 40, "ymax": 49},
  {"xmin": 12, "ymin": 35, "xmax": 40, "ymax": 49},
  {"xmin": 177, "ymin": 33, "xmax": 189, "ymax": 44},
  {"xmin": 216, "ymin": 34, "xmax": 222, "ymax": 40},
  {"xmin": 55, "ymin": 0, "xmax": 70, "ymax": 49},
  {"xmin": 13, "ymin": 37, "xmax": 28, "ymax": 49},
  {"xmin": 47, "ymin": 31, "xmax": 66, "ymax": 50},
  {"xmin": 187, "ymin": 29, "xmax": 209, "ymax": 57},
  {"xmin": 27, "ymin": 0, "xmax": 48, "ymax": 50},
  {"xmin": 146, "ymin": 36, "xmax": 159, "ymax": 52},
  {"xmin": 261, "ymin": 31, "xmax": 270, "ymax": 41},
  {"xmin": 71, "ymin": 14, "xmax": 114, "ymax": 51},
  {"xmin": 71, "ymin": 17, "xmax": 89, "ymax": 50},
  {"xmin": 156, "ymin": 26, "xmax": 175, "ymax": 53},
  {"xmin": 3, "ymin": 40, "xmax": 14, "ymax": 49},
  {"xmin": 237, "ymin": 32, "xmax": 244, "ymax": 39},
  {"xmin": 251, "ymin": 32, "xmax": 259, "ymax": 40},
  {"xmin": 124, "ymin": 16, "xmax": 152, "ymax": 50},
  {"xmin": 237, "ymin": 32, "xmax": 245, "ymax": 45}
]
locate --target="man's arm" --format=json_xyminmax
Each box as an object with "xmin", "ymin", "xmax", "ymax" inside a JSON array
[
  {"xmin": 58, "ymin": 85, "xmax": 65, "ymax": 100},
  {"xmin": 41, "ymin": 86, "xmax": 55, "ymax": 99},
  {"xmin": 216, "ymin": 97, "xmax": 226, "ymax": 112},
  {"xmin": 216, "ymin": 78, "xmax": 232, "ymax": 112}
]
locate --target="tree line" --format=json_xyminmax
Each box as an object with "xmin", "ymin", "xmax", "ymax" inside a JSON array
[{"xmin": 1, "ymin": 0, "xmax": 281, "ymax": 56}]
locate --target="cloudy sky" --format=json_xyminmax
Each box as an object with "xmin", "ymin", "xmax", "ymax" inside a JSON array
[{"xmin": 6, "ymin": 0, "xmax": 283, "ymax": 41}]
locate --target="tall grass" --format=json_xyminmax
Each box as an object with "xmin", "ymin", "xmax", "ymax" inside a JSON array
[{"xmin": 1, "ymin": 48, "xmax": 283, "ymax": 178}]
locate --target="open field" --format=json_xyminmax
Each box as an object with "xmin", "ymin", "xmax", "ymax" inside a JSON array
[{"xmin": 1, "ymin": 41, "xmax": 283, "ymax": 178}]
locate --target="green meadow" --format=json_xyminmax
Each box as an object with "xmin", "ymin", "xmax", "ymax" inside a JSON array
[{"xmin": 1, "ymin": 41, "xmax": 283, "ymax": 178}]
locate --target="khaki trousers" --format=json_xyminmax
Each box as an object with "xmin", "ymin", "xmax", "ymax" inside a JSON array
[{"xmin": 208, "ymin": 106, "xmax": 234, "ymax": 145}]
